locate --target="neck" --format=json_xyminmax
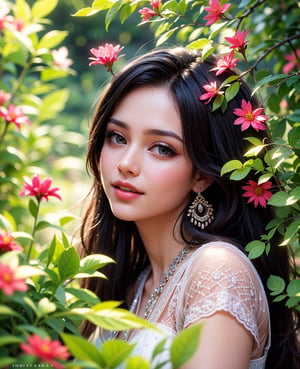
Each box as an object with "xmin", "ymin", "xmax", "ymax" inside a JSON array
[{"xmin": 135, "ymin": 216, "xmax": 185, "ymax": 278}]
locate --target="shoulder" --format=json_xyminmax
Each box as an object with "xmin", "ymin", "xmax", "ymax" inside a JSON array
[
  {"xmin": 187, "ymin": 241, "xmax": 255, "ymax": 275},
  {"xmin": 181, "ymin": 241, "xmax": 265, "ymax": 301}
]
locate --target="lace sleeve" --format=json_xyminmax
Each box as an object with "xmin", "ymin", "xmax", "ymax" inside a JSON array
[{"xmin": 178, "ymin": 242, "xmax": 269, "ymax": 351}]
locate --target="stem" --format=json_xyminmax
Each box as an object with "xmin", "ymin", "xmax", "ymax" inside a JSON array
[
  {"xmin": 239, "ymin": 34, "xmax": 300, "ymax": 79},
  {"xmin": 10, "ymin": 58, "xmax": 33, "ymax": 100},
  {"xmin": 0, "ymin": 120, "xmax": 9, "ymax": 149},
  {"xmin": 237, "ymin": 0, "xmax": 266, "ymax": 29},
  {"xmin": 26, "ymin": 200, "xmax": 41, "ymax": 262}
]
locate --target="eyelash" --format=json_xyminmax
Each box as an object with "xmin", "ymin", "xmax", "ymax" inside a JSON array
[{"xmin": 105, "ymin": 130, "xmax": 177, "ymax": 158}]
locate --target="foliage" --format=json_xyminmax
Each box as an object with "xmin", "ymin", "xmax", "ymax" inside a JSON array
[
  {"xmin": 74, "ymin": 0, "xmax": 300, "ymax": 313},
  {"xmin": 0, "ymin": 1, "xmax": 202, "ymax": 367},
  {"xmin": 1, "ymin": 0, "xmax": 299, "ymax": 367}
]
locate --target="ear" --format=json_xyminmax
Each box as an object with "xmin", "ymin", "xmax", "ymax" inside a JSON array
[{"xmin": 192, "ymin": 171, "xmax": 214, "ymax": 193}]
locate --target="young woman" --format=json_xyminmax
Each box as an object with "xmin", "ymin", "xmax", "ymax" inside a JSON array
[{"xmin": 80, "ymin": 47, "xmax": 299, "ymax": 369}]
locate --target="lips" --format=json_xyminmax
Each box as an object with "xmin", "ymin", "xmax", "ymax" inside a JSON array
[{"xmin": 112, "ymin": 181, "xmax": 144, "ymax": 194}]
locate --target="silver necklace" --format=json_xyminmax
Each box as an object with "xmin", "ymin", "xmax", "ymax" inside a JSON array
[{"xmin": 144, "ymin": 245, "xmax": 191, "ymax": 319}]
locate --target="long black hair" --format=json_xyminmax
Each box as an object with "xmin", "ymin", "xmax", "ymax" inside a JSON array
[{"xmin": 80, "ymin": 47, "xmax": 299, "ymax": 368}]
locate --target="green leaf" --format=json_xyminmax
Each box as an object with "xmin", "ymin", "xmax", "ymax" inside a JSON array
[
  {"xmin": 285, "ymin": 219, "xmax": 300, "ymax": 240},
  {"xmin": 0, "ymin": 335, "xmax": 23, "ymax": 346},
  {"xmin": 28, "ymin": 199, "xmax": 39, "ymax": 217},
  {"xmin": 38, "ymin": 89, "xmax": 69, "ymax": 122},
  {"xmin": 156, "ymin": 29, "xmax": 176, "ymax": 47},
  {"xmin": 244, "ymin": 137, "xmax": 263, "ymax": 146},
  {"xmin": 38, "ymin": 30, "xmax": 69, "ymax": 50},
  {"xmin": 0, "ymin": 305, "xmax": 24, "ymax": 320},
  {"xmin": 65, "ymin": 288, "xmax": 100, "ymax": 305},
  {"xmin": 286, "ymin": 279, "xmax": 300, "ymax": 298},
  {"xmin": 212, "ymin": 94, "xmax": 224, "ymax": 112},
  {"xmin": 79, "ymin": 254, "xmax": 115, "ymax": 274},
  {"xmin": 31, "ymin": 0, "xmax": 59, "ymax": 19},
  {"xmin": 105, "ymin": 0, "xmax": 124, "ymax": 31},
  {"xmin": 125, "ymin": 356, "xmax": 150, "ymax": 369},
  {"xmin": 252, "ymin": 74, "xmax": 287, "ymax": 95},
  {"xmin": 267, "ymin": 275, "xmax": 285, "ymax": 295},
  {"xmin": 36, "ymin": 297, "xmax": 57, "ymax": 318},
  {"xmin": 187, "ymin": 38, "xmax": 211, "ymax": 50},
  {"xmin": 225, "ymin": 82, "xmax": 240, "ymax": 102},
  {"xmin": 59, "ymin": 215, "xmax": 75, "ymax": 226},
  {"xmin": 230, "ymin": 167, "xmax": 251, "ymax": 181},
  {"xmin": 61, "ymin": 333, "xmax": 103, "ymax": 363},
  {"xmin": 245, "ymin": 240, "xmax": 265, "ymax": 259},
  {"xmin": 220, "ymin": 160, "xmax": 242, "ymax": 176},
  {"xmin": 101, "ymin": 339, "xmax": 135, "ymax": 368},
  {"xmin": 58, "ymin": 247, "xmax": 80, "ymax": 281},
  {"xmin": 170, "ymin": 323, "xmax": 203, "ymax": 368},
  {"xmin": 72, "ymin": 305, "xmax": 157, "ymax": 331},
  {"xmin": 244, "ymin": 145, "xmax": 265, "ymax": 157},
  {"xmin": 72, "ymin": 7, "xmax": 102, "ymax": 16},
  {"xmin": 268, "ymin": 188, "xmax": 300, "ymax": 207},
  {"xmin": 47, "ymin": 235, "xmax": 57, "ymax": 266}
]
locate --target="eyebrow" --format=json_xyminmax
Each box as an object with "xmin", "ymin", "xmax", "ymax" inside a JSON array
[{"xmin": 109, "ymin": 118, "xmax": 183, "ymax": 142}]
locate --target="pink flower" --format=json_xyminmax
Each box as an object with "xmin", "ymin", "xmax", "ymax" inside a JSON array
[
  {"xmin": 0, "ymin": 262, "xmax": 28, "ymax": 296},
  {"xmin": 283, "ymin": 49, "xmax": 300, "ymax": 74},
  {"xmin": 0, "ymin": 230, "xmax": 23, "ymax": 253},
  {"xmin": 89, "ymin": 43, "xmax": 124, "ymax": 72},
  {"xmin": 199, "ymin": 81, "xmax": 224, "ymax": 104},
  {"xmin": 204, "ymin": 0, "xmax": 231, "ymax": 26},
  {"xmin": 0, "ymin": 90, "xmax": 11, "ymax": 106},
  {"xmin": 225, "ymin": 30, "xmax": 250, "ymax": 51},
  {"xmin": 139, "ymin": 7, "xmax": 158, "ymax": 21},
  {"xmin": 242, "ymin": 180, "xmax": 273, "ymax": 208},
  {"xmin": 151, "ymin": 0, "xmax": 162, "ymax": 10},
  {"xmin": 20, "ymin": 334, "xmax": 70, "ymax": 369},
  {"xmin": 19, "ymin": 174, "xmax": 62, "ymax": 202},
  {"xmin": 233, "ymin": 100, "xmax": 267, "ymax": 132},
  {"xmin": 0, "ymin": 104, "xmax": 30, "ymax": 130},
  {"xmin": 52, "ymin": 46, "xmax": 73, "ymax": 69},
  {"xmin": 210, "ymin": 51, "xmax": 240, "ymax": 75}
]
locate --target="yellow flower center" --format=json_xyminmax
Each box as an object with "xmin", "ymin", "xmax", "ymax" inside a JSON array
[
  {"xmin": 41, "ymin": 343, "xmax": 51, "ymax": 354},
  {"xmin": 3, "ymin": 273, "xmax": 12, "ymax": 283},
  {"xmin": 255, "ymin": 186, "xmax": 263, "ymax": 195},
  {"xmin": 245, "ymin": 112, "xmax": 253, "ymax": 121}
]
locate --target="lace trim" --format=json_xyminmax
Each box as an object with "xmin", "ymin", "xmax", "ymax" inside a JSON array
[{"xmin": 184, "ymin": 291, "xmax": 259, "ymax": 347}]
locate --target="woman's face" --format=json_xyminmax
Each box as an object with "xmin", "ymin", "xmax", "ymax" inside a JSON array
[{"xmin": 99, "ymin": 86, "xmax": 199, "ymax": 226}]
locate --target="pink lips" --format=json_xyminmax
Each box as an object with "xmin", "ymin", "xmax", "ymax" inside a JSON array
[{"xmin": 112, "ymin": 181, "xmax": 144, "ymax": 200}]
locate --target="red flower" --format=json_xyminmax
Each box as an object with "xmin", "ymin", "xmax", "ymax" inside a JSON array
[
  {"xmin": 151, "ymin": 0, "xmax": 162, "ymax": 10},
  {"xmin": 89, "ymin": 44, "xmax": 124, "ymax": 72},
  {"xmin": 233, "ymin": 99, "xmax": 267, "ymax": 132},
  {"xmin": 210, "ymin": 51, "xmax": 240, "ymax": 75},
  {"xmin": 242, "ymin": 180, "xmax": 273, "ymax": 208},
  {"xmin": 199, "ymin": 81, "xmax": 224, "ymax": 104},
  {"xmin": 0, "ymin": 262, "xmax": 28, "ymax": 296},
  {"xmin": 20, "ymin": 334, "xmax": 70, "ymax": 369},
  {"xmin": 19, "ymin": 174, "xmax": 62, "ymax": 202},
  {"xmin": 0, "ymin": 104, "xmax": 30, "ymax": 130},
  {"xmin": 0, "ymin": 230, "xmax": 23, "ymax": 253},
  {"xmin": 139, "ymin": 7, "xmax": 158, "ymax": 21},
  {"xmin": 225, "ymin": 30, "xmax": 250, "ymax": 51},
  {"xmin": 283, "ymin": 49, "xmax": 300, "ymax": 74},
  {"xmin": 204, "ymin": 0, "xmax": 231, "ymax": 26},
  {"xmin": 0, "ymin": 90, "xmax": 11, "ymax": 106},
  {"xmin": 52, "ymin": 46, "xmax": 73, "ymax": 69}
]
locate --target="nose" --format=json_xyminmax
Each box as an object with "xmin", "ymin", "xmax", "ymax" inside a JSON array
[{"xmin": 117, "ymin": 147, "xmax": 140, "ymax": 177}]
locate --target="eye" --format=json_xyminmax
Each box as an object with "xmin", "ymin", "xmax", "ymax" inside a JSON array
[
  {"xmin": 151, "ymin": 143, "xmax": 177, "ymax": 158},
  {"xmin": 106, "ymin": 131, "xmax": 126, "ymax": 145}
]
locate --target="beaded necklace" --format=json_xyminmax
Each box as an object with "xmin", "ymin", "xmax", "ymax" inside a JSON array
[{"xmin": 143, "ymin": 245, "xmax": 191, "ymax": 319}]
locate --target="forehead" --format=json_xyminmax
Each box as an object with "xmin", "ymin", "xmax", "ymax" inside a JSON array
[{"xmin": 111, "ymin": 86, "xmax": 182, "ymax": 134}]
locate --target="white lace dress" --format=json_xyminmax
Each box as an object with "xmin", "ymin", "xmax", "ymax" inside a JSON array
[{"xmin": 92, "ymin": 241, "xmax": 271, "ymax": 369}]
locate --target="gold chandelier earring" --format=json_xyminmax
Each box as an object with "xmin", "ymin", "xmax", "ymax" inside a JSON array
[{"xmin": 187, "ymin": 191, "xmax": 214, "ymax": 230}]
